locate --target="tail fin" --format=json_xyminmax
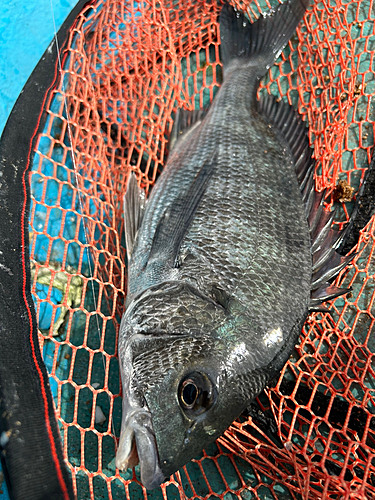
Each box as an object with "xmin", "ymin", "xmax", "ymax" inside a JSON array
[{"xmin": 220, "ymin": 0, "xmax": 309, "ymax": 77}]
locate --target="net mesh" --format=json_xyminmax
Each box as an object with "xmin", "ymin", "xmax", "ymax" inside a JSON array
[{"xmin": 28, "ymin": 0, "xmax": 375, "ymax": 498}]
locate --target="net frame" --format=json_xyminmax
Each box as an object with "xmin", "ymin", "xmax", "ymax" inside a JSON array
[{"xmin": 25, "ymin": 0, "xmax": 375, "ymax": 498}]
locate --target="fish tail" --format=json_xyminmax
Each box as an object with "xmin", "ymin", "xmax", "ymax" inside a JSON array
[{"xmin": 219, "ymin": 0, "xmax": 309, "ymax": 78}]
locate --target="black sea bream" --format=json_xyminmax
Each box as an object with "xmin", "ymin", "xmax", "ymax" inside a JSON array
[{"xmin": 115, "ymin": 0, "xmax": 354, "ymax": 489}]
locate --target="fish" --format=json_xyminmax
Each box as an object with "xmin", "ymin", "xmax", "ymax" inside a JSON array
[{"xmin": 115, "ymin": 0, "xmax": 356, "ymax": 489}]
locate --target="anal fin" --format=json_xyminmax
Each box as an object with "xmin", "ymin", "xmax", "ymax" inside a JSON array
[
  {"xmin": 170, "ymin": 108, "xmax": 208, "ymax": 151},
  {"xmin": 123, "ymin": 173, "xmax": 147, "ymax": 260}
]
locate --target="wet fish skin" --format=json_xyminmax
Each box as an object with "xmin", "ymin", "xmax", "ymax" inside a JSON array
[{"xmin": 117, "ymin": 0, "xmax": 313, "ymax": 489}]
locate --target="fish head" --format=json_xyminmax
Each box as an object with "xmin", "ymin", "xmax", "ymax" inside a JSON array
[
  {"xmin": 138, "ymin": 335, "xmax": 240, "ymax": 481},
  {"xmin": 116, "ymin": 322, "xmax": 248, "ymax": 489},
  {"xmin": 116, "ymin": 283, "xmax": 263, "ymax": 489}
]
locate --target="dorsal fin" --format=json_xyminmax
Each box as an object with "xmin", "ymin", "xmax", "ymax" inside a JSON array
[
  {"xmin": 258, "ymin": 94, "xmax": 354, "ymax": 311},
  {"xmin": 338, "ymin": 143, "xmax": 375, "ymax": 255},
  {"xmin": 310, "ymin": 284, "xmax": 352, "ymax": 306},
  {"xmin": 147, "ymin": 156, "xmax": 216, "ymax": 269},
  {"xmin": 123, "ymin": 172, "xmax": 147, "ymax": 260},
  {"xmin": 169, "ymin": 108, "xmax": 209, "ymax": 151},
  {"xmin": 258, "ymin": 95, "xmax": 315, "ymax": 198}
]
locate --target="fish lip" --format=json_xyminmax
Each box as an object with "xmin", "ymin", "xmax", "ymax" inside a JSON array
[{"xmin": 116, "ymin": 409, "xmax": 165, "ymax": 490}]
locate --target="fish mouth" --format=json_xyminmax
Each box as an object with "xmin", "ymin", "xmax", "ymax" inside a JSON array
[{"xmin": 115, "ymin": 409, "xmax": 165, "ymax": 490}]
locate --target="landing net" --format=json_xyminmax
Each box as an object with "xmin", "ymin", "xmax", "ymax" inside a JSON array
[{"xmin": 29, "ymin": 0, "xmax": 375, "ymax": 498}]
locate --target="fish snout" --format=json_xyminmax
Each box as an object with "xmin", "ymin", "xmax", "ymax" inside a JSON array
[
  {"xmin": 116, "ymin": 409, "xmax": 165, "ymax": 490},
  {"xmin": 115, "ymin": 418, "xmax": 138, "ymax": 471}
]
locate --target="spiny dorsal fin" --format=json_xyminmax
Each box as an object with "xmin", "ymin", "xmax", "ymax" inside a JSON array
[
  {"xmin": 338, "ymin": 144, "xmax": 375, "ymax": 255},
  {"xmin": 258, "ymin": 94, "xmax": 355, "ymax": 311},
  {"xmin": 147, "ymin": 156, "xmax": 216, "ymax": 269},
  {"xmin": 310, "ymin": 283, "xmax": 352, "ymax": 307},
  {"xmin": 309, "ymin": 305, "xmax": 330, "ymax": 313},
  {"xmin": 311, "ymin": 253, "xmax": 357, "ymax": 290},
  {"xmin": 123, "ymin": 172, "xmax": 146, "ymax": 260},
  {"xmin": 169, "ymin": 108, "xmax": 208, "ymax": 151},
  {"xmin": 258, "ymin": 95, "xmax": 314, "ymax": 202},
  {"xmin": 310, "ymin": 209, "xmax": 336, "ymax": 253},
  {"xmin": 309, "ymin": 283, "xmax": 352, "ymax": 312}
]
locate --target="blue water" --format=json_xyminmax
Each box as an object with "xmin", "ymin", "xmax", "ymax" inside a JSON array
[{"xmin": 0, "ymin": 1, "xmax": 78, "ymax": 498}]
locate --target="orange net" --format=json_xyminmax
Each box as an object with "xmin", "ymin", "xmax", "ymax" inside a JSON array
[{"xmin": 29, "ymin": 0, "xmax": 375, "ymax": 498}]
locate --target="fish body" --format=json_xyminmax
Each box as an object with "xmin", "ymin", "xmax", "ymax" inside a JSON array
[{"xmin": 116, "ymin": 0, "xmax": 352, "ymax": 489}]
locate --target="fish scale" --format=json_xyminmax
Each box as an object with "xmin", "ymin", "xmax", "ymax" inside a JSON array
[
  {"xmin": 116, "ymin": 0, "xmax": 357, "ymax": 489},
  {"xmin": 132, "ymin": 108, "xmax": 311, "ymax": 312},
  {"xmin": 177, "ymin": 118, "xmax": 311, "ymax": 309}
]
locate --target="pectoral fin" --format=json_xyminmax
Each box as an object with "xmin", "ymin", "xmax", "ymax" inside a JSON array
[{"xmin": 147, "ymin": 156, "xmax": 216, "ymax": 269}]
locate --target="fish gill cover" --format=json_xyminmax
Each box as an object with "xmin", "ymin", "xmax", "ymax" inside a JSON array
[{"xmin": 27, "ymin": 0, "xmax": 375, "ymax": 498}]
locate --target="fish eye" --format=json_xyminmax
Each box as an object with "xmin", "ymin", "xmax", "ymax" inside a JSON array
[
  {"xmin": 178, "ymin": 372, "xmax": 216, "ymax": 416},
  {"xmin": 181, "ymin": 380, "xmax": 198, "ymax": 408}
]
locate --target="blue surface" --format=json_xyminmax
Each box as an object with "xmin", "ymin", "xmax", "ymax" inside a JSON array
[
  {"xmin": 0, "ymin": 2, "xmax": 78, "ymax": 498},
  {"xmin": 0, "ymin": 0, "xmax": 78, "ymax": 136}
]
